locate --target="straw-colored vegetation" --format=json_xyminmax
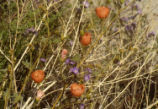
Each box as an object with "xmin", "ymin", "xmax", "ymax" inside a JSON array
[{"xmin": 0, "ymin": 0, "xmax": 158, "ymax": 108}]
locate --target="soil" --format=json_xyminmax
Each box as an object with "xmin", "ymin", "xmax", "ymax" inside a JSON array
[{"xmin": 139, "ymin": 0, "xmax": 158, "ymax": 33}]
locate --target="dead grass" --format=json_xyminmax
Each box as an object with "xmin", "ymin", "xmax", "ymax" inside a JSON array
[{"xmin": 0, "ymin": 0, "xmax": 158, "ymax": 109}]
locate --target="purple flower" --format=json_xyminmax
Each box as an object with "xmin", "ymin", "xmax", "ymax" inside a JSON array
[
  {"xmin": 83, "ymin": 1, "xmax": 89, "ymax": 8},
  {"xmin": 148, "ymin": 32, "xmax": 155, "ymax": 37},
  {"xmin": 132, "ymin": 4, "xmax": 139, "ymax": 10},
  {"xmin": 70, "ymin": 67, "xmax": 79, "ymax": 74},
  {"xmin": 25, "ymin": 27, "xmax": 38, "ymax": 35},
  {"xmin": 132, "ymin": 4, "xmax": 142, "ymax": 14},
  {"xmin": 125, "ymin": 22, "xmax": 136, "ymax": 33},
  {"xmin": 131, "ymin": 22, "xmax": 136, "ymax": 29},
  {"xmin": 125, "ymin": 0, "xmax": 130, "ymax": 6},
  {"xmin": 69, "ymin": 40, "xmax": 73, "ymax": 46},
  {"xmin": 65, "ymin": 58, "xmax": 70, "ymax": 64},
  {"xmin": 40, "ymin": 58, "xmax": 46, "ymax": 62},
  {"xmin": 26, "ymin": 27, "xmax": 36, "ymax": 33},
  {"xmin": 129, "ymin": 14, "xmax": 138, "ymax": 19},
  {"xmin": 84, "ymin": 74, "xmax": 90, "ymax": 81},
  {"xmin": 86, "ymin": 68, "xmax": 92, "ymax": 73},
  {"xmin": 80, "ymin": 104, "xmax": 84, "ymax": 109},
  {"xmin": 125, "ymin": 25, "xmax": 132, "ymax": 32},
  {"xmin": 70, "ymin": 61, "xmax": 75, "ymax": 65},
  {"xmin": 120, "ymin": 17, "xmax": 128, "ymax": 22},
  {"xmin": 65, "ymin": 58, "xmax": 76, "ymax": 65},
  {"xmin": 137, "ymin": 9, "xmax": 142, "ymax": 14},
  {"xmin": 131, "ymin": 3, "xmax": 142, "ymax": 15}
]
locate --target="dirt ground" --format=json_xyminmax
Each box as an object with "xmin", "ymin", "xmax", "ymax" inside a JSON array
[{"xmin": 140, "ymin": 0, "xmax": 158, "ymax": 33}]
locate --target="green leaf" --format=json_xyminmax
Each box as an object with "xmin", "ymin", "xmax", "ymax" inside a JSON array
[
  {"xmin": 120, "ymin": 0, "xmax": 125, "ymax": 3},
  {"xmin": 107, "ymin": 0, "xmax": 111, "ymax": 3},
  {"xmin": 13, "ymin": 93, "xmax": 22, "ymax": 104},
  {"xmin": 94, "ymin": 72, "xmax": 99, "ymax": 76},
  {"xmin": 3, "ymin": 89, "xmax": 10, "ymax": 100},
  {"xmin": 41, "ymin": 37, "xmax": 49, "ymax": 44},
  {"xmin": 22, "ymin": 61, "xmax": 31, "ymax": 69},
  {"xmin": 52, "ymin": 37, "xmax": 61, "ymax": 44},
  {"xmin": 0, "ymin": 100, "xmax": 4, "ymax": 108},
  {"xmin": 72, "ymin": 54, "xmax": 81, "ymax": 62}
]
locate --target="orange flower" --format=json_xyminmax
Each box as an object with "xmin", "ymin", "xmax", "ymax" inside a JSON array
[
  {"xmin": 70, "ymin": 83, "xmax": 85, "ymax": 97},
  {"xmin": 80, "ymin": 32, "xmax": 91, "ymax": 46},
  {"xmin": 31, "ymin": 70, "xmax": 45, "ymax": 83},
  {"xmin": 62, "ymin": 49, "xmax": 68, "ymax": 56},
  {"xmin": 61, "ymin": 49, "xmax": 68, "ymax": 59},
  {"xmin": 96, "ymin": 6, "xmax": 110, "ymax": 19}
]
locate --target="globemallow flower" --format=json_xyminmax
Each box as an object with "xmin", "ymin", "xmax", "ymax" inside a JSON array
[
  {"xmin": 61, "ymin": 49, "xmax": 68, "ymax": 60},
  {"xmin": 36, "ymin": 90, "xmax": 44, "ymax": 100},
  {"xmin": 70, "ymin": 83, "xmax": 85, "ymax": 97}
]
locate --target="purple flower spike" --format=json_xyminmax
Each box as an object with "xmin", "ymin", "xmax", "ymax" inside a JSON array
[
  {"xmin": 83, "ymin": 1, "xmax": 89, "ymax": 8},
  {"xmin": 40, "ymin": 58, "xmax": 46, "ymax": 62},
  {"xmin": 70, "ymin": 67, "xmax": 79, "ymax": 74},
  {"xmin": 125, "ymin": 22, "xmax": 136, "ymax": 33},
  {"xmin": 80, "ymin": 104, "xmax": 84, "ymax": 109},
  {"xmin": 84, "ymin": 74, "xmax": 90, "ymax": 81}
]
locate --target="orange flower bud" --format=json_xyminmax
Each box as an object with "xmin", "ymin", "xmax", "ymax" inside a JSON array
[{"xmin": 70, "ymin": 83, "xmax": 85, "ymax": 97}]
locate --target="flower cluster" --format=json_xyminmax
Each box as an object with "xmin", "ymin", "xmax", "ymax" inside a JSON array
[
  {"xmin": 65, "ymin": 58, "xmax": 92, "ymax": 81},
  {"xmin": 125, "ymin": 22, "xmax": 136, "ymax": 34},
  {"xmin": 70, "ymin": 67, "xmax": 79, "ymax": 74}
]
